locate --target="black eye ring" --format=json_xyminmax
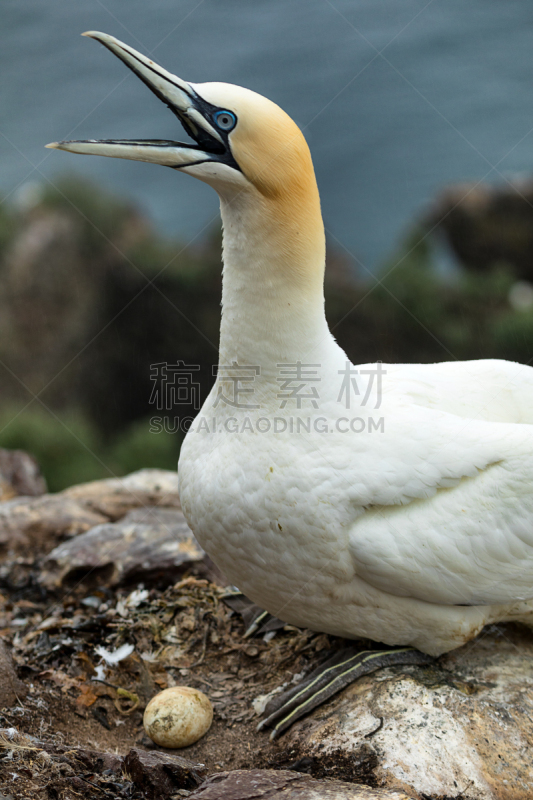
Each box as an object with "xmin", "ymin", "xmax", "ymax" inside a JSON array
[{"xmin": 213, "ymin": 110, "xmax": 237, "ymax": 132}]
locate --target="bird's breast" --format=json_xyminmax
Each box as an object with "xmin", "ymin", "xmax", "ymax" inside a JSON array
[{"xmin": 178, "ymin": 425, "xmax": 355, "ymax": 614}]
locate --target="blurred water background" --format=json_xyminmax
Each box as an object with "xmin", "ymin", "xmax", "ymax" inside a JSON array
[
  {"xmin": 2, "ymin": 0, "xmax": 533, "ymax": 490},
  {"xmin": 3, "ymin": 0, "xmax": 533, "ymax": 269}
]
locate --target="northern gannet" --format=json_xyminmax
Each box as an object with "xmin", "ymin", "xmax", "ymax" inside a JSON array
[{"xmin": 48, "ymin": 34, "xmax": 533, "ymax": 664}]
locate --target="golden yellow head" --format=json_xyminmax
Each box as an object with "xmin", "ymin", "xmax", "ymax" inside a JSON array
[
  {"xmin": 194, "ymin": 81, "xmax": 317, "ymax": 201},
  {"xmin": 46, "ymin": 33, "xmax": 325, "ymax": 285},
  {"xmin": 46, "ymin": 33, "xmax": 319, "ymax": 206}
]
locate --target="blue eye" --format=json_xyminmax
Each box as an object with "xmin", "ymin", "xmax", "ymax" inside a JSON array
[{"xmin": 213, "ymin": 110, "xmax": 236, "ymax": 132}]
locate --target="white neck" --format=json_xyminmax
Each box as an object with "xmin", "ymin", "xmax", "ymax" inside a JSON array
[{"xmin": 218, "ymin": 190, "xmax": 341, "ymax": 380}]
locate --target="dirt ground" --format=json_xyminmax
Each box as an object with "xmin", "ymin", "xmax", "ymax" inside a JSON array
[{"xmin": 0, "ymin": 554, "xmax": 365, "ymax": 798}]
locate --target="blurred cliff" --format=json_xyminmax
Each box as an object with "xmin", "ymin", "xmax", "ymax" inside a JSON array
[{"xmin": 0, "ymin": 176, "xmax": 532, "ymax": 489}]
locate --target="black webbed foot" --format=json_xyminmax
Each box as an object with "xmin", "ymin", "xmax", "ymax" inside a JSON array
[{"xmin": 258, "ymin": 646, "xmax": 433, "ymax": 739}]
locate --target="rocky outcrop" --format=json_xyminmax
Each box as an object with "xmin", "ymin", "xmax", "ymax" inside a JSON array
[
  {"xmin": 428, "ymin": 180, "xmax": 533, "ymax": 278},
  {"xmin": 277, "ymin": 625, "xmax": 533, "ymax": 800},
  {"xmin": 0, "ymin": 468, "xmax": 179, "ymax": 556},
  {"xmin": 0, "ymin": 639, "xmax": 28, "ymax": 707},
  {"xmin": 0, "ymin": 191, "xmax": 224, "ymax": 436},
  {"xmin": 40, "ymin": 507, "xmax": 205, "ymax": 588},
  {"xmin": 0, "ymin": 493, "xmax": 107, "ymax": 556},
  {"xmin": 123, "ymin": 747, "xmax": 207, "ymax": 797},
  {"xmin": 187, "ymin": 770, "xmax": 415, "ymax": 799},
  {"xmin": 1, "ymin": 464, "xmax": 532, "ymax": 799},
  {"xmin": 60, "ymin": 468, "xmax": 180, "ymax": 519},
  {"xmin": 0, "ymin": 448, "xmax": 46, "ymax": 501}
]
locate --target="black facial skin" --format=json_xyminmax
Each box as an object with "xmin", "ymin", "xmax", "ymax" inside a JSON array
[
  {"xmin": 56, "ymin": 38, "xmax": 242, "ymax": 173},
  {"xmin": 179, "ymin": 87, "xmax": 241, "ymax": 172}
]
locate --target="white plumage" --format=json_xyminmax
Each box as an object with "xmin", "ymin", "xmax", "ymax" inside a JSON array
[{"xmin": 49, "ymin": 32, "xmax": 533, "ymax": 656}]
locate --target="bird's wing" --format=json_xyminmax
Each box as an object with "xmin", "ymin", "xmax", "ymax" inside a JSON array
[
  {"xmin": 381, "ymin": 358, "xmax": 533, "ymax": 423},
  {"xmin": 345, "ymin": 402, "xmax": 533, "ymax": 606}
]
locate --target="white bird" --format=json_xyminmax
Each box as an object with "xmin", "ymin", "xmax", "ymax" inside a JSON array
[{"xmin": 49, "ymin": 33, "xmax": 533, "ymax": 661}]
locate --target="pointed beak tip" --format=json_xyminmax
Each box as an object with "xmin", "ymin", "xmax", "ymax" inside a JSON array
[
  {"xmin": 45, "ymin": 142, "xmax": 60, "ymax": 150},
  {"xmin": 81, "ymin": 30, "xmax": 107, "ymax": 41}
]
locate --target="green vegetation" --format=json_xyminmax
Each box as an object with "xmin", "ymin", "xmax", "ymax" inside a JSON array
[
  {"xmin": 330, "ymin": 229, "xmax": 522, "ymax": 367},
  {"xmin": 0, "ymin": 407, "xmax": 178, "ymax": 493},
  {"xmin": 0, "ymin": 176, "xmax": 531, "ymax": 491}
]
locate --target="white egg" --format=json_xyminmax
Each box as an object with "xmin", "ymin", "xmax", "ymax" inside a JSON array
[{"xmin": 143, "ymin": 686, "xmax": 213, "ymax": 748}]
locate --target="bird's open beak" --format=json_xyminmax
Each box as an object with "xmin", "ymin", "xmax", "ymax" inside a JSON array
[{"xmin": 46, "ymin": 32, "xmax": 233, "ymax": 170}]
